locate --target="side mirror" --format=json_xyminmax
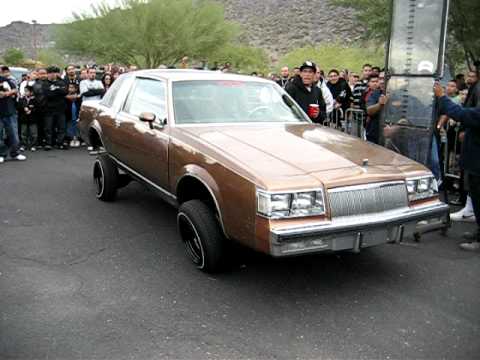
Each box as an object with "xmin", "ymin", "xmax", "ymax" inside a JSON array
[{"xmin": 139, "ymin": 112, "xmax": 156, "ymax": 129}]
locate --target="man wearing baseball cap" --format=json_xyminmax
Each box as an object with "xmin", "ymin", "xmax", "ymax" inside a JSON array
[
  {"xmin": 285, "ymin": 61, "xmax": 326, "ymax": 123},
  {"xmin": 434, "ymin": 81, "xmax": 480, "ymax": 251},
  {"xmin": 44, "ymin": 66, "xmax": 68, "ymax": 150}
]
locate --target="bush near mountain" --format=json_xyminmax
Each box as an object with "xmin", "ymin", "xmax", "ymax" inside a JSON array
[{"xmin": 0, "ymin": 0, "xmax": 362, "ymax": 62}]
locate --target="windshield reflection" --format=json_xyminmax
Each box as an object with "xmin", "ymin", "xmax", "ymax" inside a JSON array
[{"xmin": 172, "ymin": 80, "xmax": 309, "ymax": 124}]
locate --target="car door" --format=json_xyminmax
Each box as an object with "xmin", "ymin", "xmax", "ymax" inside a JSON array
[
  {"xmin": 95, "ymin": 74, "xmax": 135, "ymax": 156},
  {"xmin": 111, "ymin": 77, "xmax": 170, "ymax": 190}
]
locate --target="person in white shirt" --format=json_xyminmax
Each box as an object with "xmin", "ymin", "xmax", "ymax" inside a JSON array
[
  {"xmin": 79, "ymin": 68, "xmax": 105, "ymax": 101},
  {"xmin": 314, "ymin": 66, "xmax": 334, "ymax": 115}
]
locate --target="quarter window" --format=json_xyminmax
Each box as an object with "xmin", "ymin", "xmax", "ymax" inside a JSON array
[{"xmin": 100, "ymin": 74, "xmax": 126, "ymax": 108}]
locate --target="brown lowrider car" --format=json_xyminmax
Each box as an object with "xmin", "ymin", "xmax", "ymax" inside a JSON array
[{"xmin": 78, "ymin": 69, "xmax": 449, "ymax": 272}]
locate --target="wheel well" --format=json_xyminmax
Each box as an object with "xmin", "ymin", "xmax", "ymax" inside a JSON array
[
  {"xmin": 177, "ymin": 176, "xmax": 218, "ymax": 215},
  {"xmin": 89, "ymin": 128, "xmax": 103, "ymax": 149}
]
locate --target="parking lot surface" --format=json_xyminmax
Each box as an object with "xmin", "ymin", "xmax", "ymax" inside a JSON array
[{"xmin": 1, "ymin": 149, "xmax": 479, "ymax": 360}]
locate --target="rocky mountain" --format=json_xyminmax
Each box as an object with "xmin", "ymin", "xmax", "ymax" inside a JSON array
[
  {"xmin": 0, "ymin": 21, "xmax": 58, "ymax": 59},
  {"xmin": 0, "ymin": 0, "xmax": 360, "ymax": 60},
  {"xmin": 221, "ymin": 0, "xmax": 361, "ymax": 58}
]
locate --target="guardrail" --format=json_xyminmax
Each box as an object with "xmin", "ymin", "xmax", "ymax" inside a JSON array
[
  {"xmin": 442, "ymin": 120, "xmax": 462, "ymax": 181},
  {"xmin": 323, "ymin": 108, "xmax": 366, "ymax": 140}
]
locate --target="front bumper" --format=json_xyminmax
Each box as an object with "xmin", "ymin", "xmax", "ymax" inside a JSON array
[{"xmin": 269, "ymin": 202, "xmax": 450, "ymax": 256}]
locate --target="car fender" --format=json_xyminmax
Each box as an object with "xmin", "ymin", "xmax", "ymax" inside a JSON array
[{"xmin": 176, "ymin": 164, "xmax": 227, "ymax": 237}]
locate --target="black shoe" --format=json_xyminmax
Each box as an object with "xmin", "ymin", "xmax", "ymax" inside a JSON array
[
  {"xmin": 462, "ymin": 231, "xmax": 480, "ymax": 241},
  {"xmin": 449, "ymin": 198, "xmax": 463, "ymax": 206},
  {"xmin": 44, "ymin": 145, "xmax": 52, "ymax": 151}
]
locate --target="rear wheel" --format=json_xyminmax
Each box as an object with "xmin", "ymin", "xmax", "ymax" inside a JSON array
[
  {"xmin": 93, "ymin": 154, "xmax": 118, "ymax": 201},
  {"xmin": 177, "ymin": 200, "xmax": 226, "ymax": 273}
]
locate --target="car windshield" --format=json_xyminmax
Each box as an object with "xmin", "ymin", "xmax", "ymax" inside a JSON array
[{"xmin": 172, "ymin": 80, "xmax": 309, "ymax": 124}]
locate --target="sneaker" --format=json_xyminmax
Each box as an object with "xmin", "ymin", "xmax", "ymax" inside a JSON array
[
  {"xmin": 87, "ymin": 146, "xmax": 94, "ymax": 151},
  {"xmin": 12, "ymin": 154, "xmax": 27, "ymax": 161},
  {"xmin": 30, "ymin": 147, "xmax": 36, "ymax": 152},
  {"xmin": 459, "ymin": 242, "xmax": 480, "ymax": 251},
  {"xmin": 450, "ymin": 209, "xmax": 476, "ymax": 222},
  {"xmin": 19, "ymin": 146, "xmax": 25, "ymax": 152},
  {"xmin": 0, "ymin": 156, "xmax": 4, "ymax": 163},
  {"xmin": 44, "ymin": 145, "xmax": 52, "ymax": 151},
  {"xmin": 69, "ymin": 140, "xmax": 76, "ymax": 147},
  {"xmin": 74, "ymin": 140, "xmax": 81, "ymax": 147}
]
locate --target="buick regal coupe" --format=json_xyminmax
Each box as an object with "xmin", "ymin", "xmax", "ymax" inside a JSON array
[{"xmin": 78, "ymin": 69, "xmax": 449, "ymax": 272}]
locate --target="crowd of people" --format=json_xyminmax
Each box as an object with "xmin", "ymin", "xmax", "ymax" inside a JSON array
[
  {"xmin": 0, "ymin": 63, "xmax": 138, "ymax": 161},
  {"xmin": 1, "ymin": 60, "xmax": 479, "ymax": 250}
]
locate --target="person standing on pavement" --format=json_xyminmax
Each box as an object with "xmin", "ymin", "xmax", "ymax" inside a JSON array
[
  {"xmin": 352, "ymin": 64, "xmax": 372, "ymax": 109},
  {"xmin": 276, "ymin": 66, "xmax": 290, "ymax": 88},
  {"xmin": 18, "ymin": 85, "xmax": 37, "ymax": 151},
  {"xmin": 79, "ymin": 68, "xmax": 104, "ymax": 102},
  {"xmin": 365, "ymin": 74, "xmax": 388, "ymax": 144},
  {"xmin": 434, "ymin": 82, "xmax": 480, "ymax": 251},
  {"xmin": 450, "ymin": 71, "xmax": 480, "ymax": 221},
  {"xmin": 314, "ymin": 65, "xmax": 334, "ymax": 117},
  {"xmin": 63, "ymin": 64, "xmax": 80, "ymax": 88},
  {"xmin": 0, "ymin": 73, "xmax": 26, "ymax": 163},
  {"xmin": 44, "ymin": 66, "xmax": 68, "ymax": 150},
  {"xmin": 285, "ymin": 61, "xmax": 326, "ymax": 123},
  {"xmin": 32, "ymin": 68, "xmax": 48, "ymax": 149},
  {"xmin": 327, "ymin": 69, "xmax": 353, "ymax": 113}
]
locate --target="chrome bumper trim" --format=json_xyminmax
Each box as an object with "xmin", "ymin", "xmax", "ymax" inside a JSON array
[{"xmin": 271, "ymin": 203, "xmax": 450, "ymax": 242}]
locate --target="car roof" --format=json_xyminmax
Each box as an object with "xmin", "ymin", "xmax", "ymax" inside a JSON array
[{"xmin": 133, "ymin": 69, "xmax": 273, "ymax": 84}]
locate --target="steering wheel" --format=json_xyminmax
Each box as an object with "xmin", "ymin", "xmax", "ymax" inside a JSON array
[{"xmin": 248, "ymin": 106, "xmax": 273, "ymax": 120}]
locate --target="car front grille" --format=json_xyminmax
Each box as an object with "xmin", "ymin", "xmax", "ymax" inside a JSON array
[{"xmin": 328, "ymin": 182, "xmax": 409, "ymax": 218}]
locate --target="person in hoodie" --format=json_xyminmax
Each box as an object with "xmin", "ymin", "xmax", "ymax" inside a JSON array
[
  {"xmin": 285, "ymin": 61, "xmax": 326, "ymax": 123},
  {"xmin": 44, "ymin": 66, "xmax": 68, "ymax": 150},
  {"xmin": 18, "ymin": 85, "xmax": 37, "ymax": 151},
  {"xmin": 327, "ymin": 69, "xmax": 353, "ymax": 113}
]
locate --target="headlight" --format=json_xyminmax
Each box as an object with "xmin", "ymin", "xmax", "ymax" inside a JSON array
[
  {"xmin": 257, "ymin": 189, "xmax": 325, "ymax": 219},
  {"xmin": 406, "ymin": 176, "xmax": 438, "ymax": 202}
]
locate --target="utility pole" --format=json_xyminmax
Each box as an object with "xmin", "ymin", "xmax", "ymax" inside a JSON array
[{"xmin": 32, "ymin": 20, "xmax": 38, "ymax": 60}]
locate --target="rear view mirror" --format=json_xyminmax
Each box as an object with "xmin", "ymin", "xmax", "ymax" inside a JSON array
[{"xmin": 139, "ymin": 112, "xmax": 156, "ymax": 129}]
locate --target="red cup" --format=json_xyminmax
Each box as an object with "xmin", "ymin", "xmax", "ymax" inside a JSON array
[{"xmin": 308, "ymin": 104, "xmax": 319, "ymax": 118}]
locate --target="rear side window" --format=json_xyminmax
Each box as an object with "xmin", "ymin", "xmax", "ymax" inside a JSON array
[
  {"xmin": 100, "ymin": 75, "xmax": 126, "ymax": 108},
  {"xmin": 124, "ymin": 78, "xmax": 167, "ymax": 123}
]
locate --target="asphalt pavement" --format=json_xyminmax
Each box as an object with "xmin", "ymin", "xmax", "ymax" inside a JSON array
[{"xmin": 1, "ymin": 149, "xmax": 479, "ymax": 360}]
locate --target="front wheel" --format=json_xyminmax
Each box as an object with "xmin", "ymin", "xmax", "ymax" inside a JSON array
[
  {"xmin": 177, "ymin": 200, "xmax": 226, "ymax": 273},
  {"xmin": 93, "ymin": 154, "xmax": 118, "ymax": 201}
]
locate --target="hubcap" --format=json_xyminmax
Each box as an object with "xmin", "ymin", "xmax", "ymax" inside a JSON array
[
  {"xmin": 178, "ymin": 213, "xmax": 204, "ymax": 267},
  {"xmin": 93, "ymin": 161, "xmax": 104, "ymax": 197}
]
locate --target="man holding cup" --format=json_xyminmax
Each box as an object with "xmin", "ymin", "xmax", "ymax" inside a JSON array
[{"xmin": 285, "ymin": 61, "xmax": 326, "ymax": 123}]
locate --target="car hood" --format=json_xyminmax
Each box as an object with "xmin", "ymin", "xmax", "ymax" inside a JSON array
[{"xmin": 177, "ymin": 123, "xmax": 428, "ymax": 190}]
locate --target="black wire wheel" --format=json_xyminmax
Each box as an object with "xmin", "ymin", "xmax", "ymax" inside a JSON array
[
  {"xmin": 177, "ymin": 200, "xmax": 226, "ymax": 273},
  {"xmin": 93, "ymin": 154, "xmax": 119, "ymax": 202}
]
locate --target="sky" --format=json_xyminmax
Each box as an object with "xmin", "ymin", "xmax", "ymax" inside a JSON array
[{"xmin": 0, "ymin": 0, "xmax": 119, "ymax": 27}]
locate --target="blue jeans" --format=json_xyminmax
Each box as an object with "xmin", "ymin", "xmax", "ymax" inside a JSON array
[
  {"xmin": 430, "ymin": 135, "xmax": 441, "ymax": 181},
  {"xmin": 0, "ymin": 114, "xmax": 20, "ymax": 158}
]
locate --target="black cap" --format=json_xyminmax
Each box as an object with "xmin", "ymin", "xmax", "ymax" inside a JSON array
[{"xmin": 299, "ymin": 61, "xmax": 316, "ymax": 72}]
